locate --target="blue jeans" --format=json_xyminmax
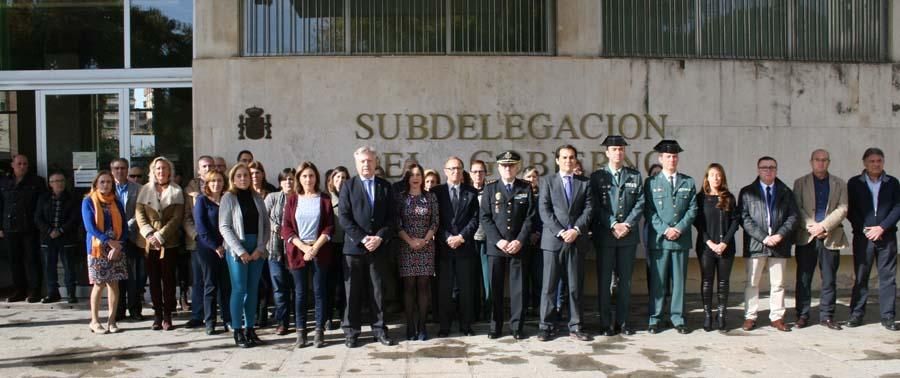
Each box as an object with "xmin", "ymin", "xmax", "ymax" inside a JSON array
[
  {"xmin": 41, "ymin": 241, "xmax": 77, "ymax": 293},
  {"xmin": 226, "ymin": 235, "xmax": 265, "ymax": 330},
  {"xmin": 291, "ymin": 259, "xmax": 329, "ymax": 330},
  {"xmin": 197, "ymin": 246, "xmax": 231, "ymax": 325},
  {"xmin": 268, "ymin": 258, "xmax": 292, "ymax": 327}
]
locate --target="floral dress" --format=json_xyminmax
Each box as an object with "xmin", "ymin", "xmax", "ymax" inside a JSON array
[
  {"xmin": 87, "ymin": 204, "xmax": 128, "ymax": 284},
  {"xmin": 395, "ymin": 191, "xmax": 439, "ymax": 277}
]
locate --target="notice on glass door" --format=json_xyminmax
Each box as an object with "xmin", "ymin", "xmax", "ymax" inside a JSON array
[{"xmin": 72, "ymin": 152, "xmax": 97, "ymax": 170}]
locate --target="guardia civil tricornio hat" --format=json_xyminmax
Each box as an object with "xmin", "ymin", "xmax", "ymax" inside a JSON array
[
  {"xmin": 653, "ymin": 140, "xmax": 683, "ymax": 153},
  {"xmin": 495, "ymin": 151, "xmax": 522, "ymax": 164},
  {"xmin": 601, "ymin": 135, "xmax": 628, "ymax": 147}
]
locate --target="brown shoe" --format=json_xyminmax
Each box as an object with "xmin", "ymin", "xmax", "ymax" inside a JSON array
[
  {"xmin": 796, "ymin": 317, "xmax": 808, "ymax": 328},
  {"xmin": 276, "ymin": 325, "xmax": 289, "ymax": 336},
  {"xmin": 771, "ymin": 319, "xmax": 791, "ymax": 332},
  {"xmin": 742, "ymin": 319, "xmax": 756, "ymax": 331},
  {"xmin": 820, "ymin": 319, "xmax": 843, "ymax": 330}
]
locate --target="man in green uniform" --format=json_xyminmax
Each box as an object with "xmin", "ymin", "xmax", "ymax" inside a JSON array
[
  {"xmin": 590, "ymin": 135, "xmax": 644, "ymax": 336},
  {"xmin": 644, "ymin": 140, "xmax": 697, "ymax": 334}
]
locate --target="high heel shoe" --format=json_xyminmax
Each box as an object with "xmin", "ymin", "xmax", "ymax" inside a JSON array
[{"xmin": 90, "ymin": 322, "xmax": 108, "ymax": 334}]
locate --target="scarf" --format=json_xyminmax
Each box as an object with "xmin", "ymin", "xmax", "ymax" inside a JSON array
[{"xmin": 90, "ymin": 191, "xmax": 123, "ymax": 258}]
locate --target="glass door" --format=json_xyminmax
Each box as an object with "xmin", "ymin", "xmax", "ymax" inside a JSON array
[{"xmin": 37, "ymin": 89, "xmax": 127, "ymax": 194}]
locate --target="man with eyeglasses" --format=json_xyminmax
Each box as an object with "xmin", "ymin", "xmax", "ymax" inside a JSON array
[
  {"xmin": 433, "ymin": 156, "xmax": 480, "ymax": 337},
  {"xmin": 739, "ymin": 156, "xmax": 798, "ymax": 332},
  {"xmin": 644, "ymin": 140, "xmax": 697, "ymax": 334},
  {"xmin": 111, "ymin": 158, "xmax": 145, "ymax": 319},
  {"xmin": 481, "ymin": 151, "xmax": 535, "ymax": 340},
  {"xmin": 128, "ymin": 166, "xmax": 145, "ymax": 185},
  {"xmin": 792, "ymin": 149, "xmax": 847, "ymax": 330},
  {"xmin": 847, "ymin": 147, "xmax": 900, "ymax": 331}
]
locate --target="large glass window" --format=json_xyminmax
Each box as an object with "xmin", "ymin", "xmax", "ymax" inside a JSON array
[
  {"xmin": 0, "ymin": 91, "xmax": 36, "ymax": 173},
  {"xmin": 131, "ymin": 0, "xmax": 193, "ymax": 68},
  {"xmin": 44, "ymin": 92, "xmax": 120, "ymax": 190},
  {"xmin": 242, "ymin": 0, "xmax": 554, "ymax": 56},
  {"xmin": 129, "ymin": 88, "xmax": 192, "ymax": 185},
  {"xmin": 0, "ymin": 1, "xmax": 124, "ymax": 70},
  {"xmin": 603, "ymin": 0, "xmax": 887, "ymax": 62}
]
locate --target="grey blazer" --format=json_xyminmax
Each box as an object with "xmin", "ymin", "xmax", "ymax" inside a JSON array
[
  {"xmin": 219, "ymin": 191, "xmax": 271, "ymax": 258},
  {"xmin": 538, "ymin": 173, "xmax": 593, "ymax": 251},
  {"xmin": 117, "ymin": 181, "xmax": 141, "ymax": 244}
]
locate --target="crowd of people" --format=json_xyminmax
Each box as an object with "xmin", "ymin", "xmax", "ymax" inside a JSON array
[{"xmin": 2, "ymin": 137, "xmax": 897, "ymax": 349}]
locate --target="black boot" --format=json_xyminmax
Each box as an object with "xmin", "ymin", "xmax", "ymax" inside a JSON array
[
  {"xmin": 295, "ymin": 328, "xmax": 308, "ymax": 348},
  {"xmin": 246, "ymin": 327, "xmax": 264, "ymax": 346},
  {"xmin": 717, "ymin": 279, "xmax": 729, "ymax": 332},
  {"xmin": 701, "ymin": 280, "xmax": 714, "ymax": 332},
  {"xmin": 234, "ymin": 329, "xmax": 250, "ymax": 348}
]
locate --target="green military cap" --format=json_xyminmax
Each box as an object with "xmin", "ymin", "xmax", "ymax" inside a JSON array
[
  {"xmin": 653, "ymin": 139, "xmax": 683, "ymax": 153},
  {"xmin": 496, "ymin": 151, "xmax": 521, "ymax": 164},
  {"xmin": 601, "ymin": 135, "xmax": 628, "ymax": 147}
]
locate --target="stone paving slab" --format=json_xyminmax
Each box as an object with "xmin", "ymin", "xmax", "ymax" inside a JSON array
[{"xmin": 0, "ymin": 295, "xmax": 898, "ymax": 377}]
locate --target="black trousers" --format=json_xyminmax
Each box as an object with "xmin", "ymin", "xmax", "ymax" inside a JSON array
[
  {"xmin": 438, "ymin": 252, "xmax": 478, "ymax": 331},
  {"xmin": 539, "ymin": 244, "xmax": 585, "ymax": 331},
  {"xmin": 118, "ymin": 241, "xmax": 145, "ymax": 315},
  {"xmin": 7, "ymin": 232, "xmax": 41, "ymax": 297},
  {"xmin": 342, "ymin": 253, "xmax": 386, "ymax": 338},
  {"xmin": 146, "ymin": 248, "xmax": 178, "ymax": 315},
  {"xmin": 699, "ymin": 248, "xmax": 734, "ymax": 309},
  {"xmin": 795, "ymin": 240, "xmax": 840, "ymax": 320},
  {"xmin": 488, "ymin": 254, "xmax": 524, "ymax": 334},
  {"xmin": 196, "ymin": 247, "xmax": 231, "ymax": 325},
  {"xmin": 850, "ymin": 234, "xmax": 897, "ymax": 321}
]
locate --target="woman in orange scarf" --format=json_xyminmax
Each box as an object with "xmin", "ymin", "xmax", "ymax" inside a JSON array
[{"xmin": 81, "ymin": 171, "xmax": 128, "ymax": 334}]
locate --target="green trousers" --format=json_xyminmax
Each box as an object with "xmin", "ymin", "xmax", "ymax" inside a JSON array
[
  {"xmin": 597, "ymin": 245, "xmax": 637, "ymax": 329},
  {"xmin": 648, "ymin": 248, "xmax": 688, "ymax": 326}
]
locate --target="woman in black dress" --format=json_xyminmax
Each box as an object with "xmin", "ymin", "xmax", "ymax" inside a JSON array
[{"xmin": 694, "ymin": 163, "xmax": 740, "ymax": 332}]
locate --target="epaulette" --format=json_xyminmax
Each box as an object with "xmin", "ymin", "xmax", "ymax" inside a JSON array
[{"xmin": 486, "ymin": 179, "xmax": 499, "ymax": 185}]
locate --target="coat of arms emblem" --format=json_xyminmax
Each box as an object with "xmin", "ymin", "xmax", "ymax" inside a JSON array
[{"xmin": 238, "ymin": 107, "xmax": 272, "ymax": 140}]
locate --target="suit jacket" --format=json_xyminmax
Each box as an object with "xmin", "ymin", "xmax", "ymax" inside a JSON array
[
  {"xmin": 538, "ymin": 173, "xmax": 593, "ymax": 251},
  {"xmin": 480, "ymin": 178, "xmax": 535, "ymax": 258},
  {"xmin": 338, "ymin": 175, "xmax": 395, "ymax": 255},
  {"xmin": 739, "ymin": 178, "xmax": 798, "ymax": 258},
  {"xmin": 590, "ymin": 166, "xmax": 644, "ymax": 246},
  {"xmin": 643, "ymin": 172, "xmax": 698, "ymax": 250},
  {"xmin": 793, "ymin": 173, "xmax": 848, "ymax": 249},
  {"xmin": 433, "ymin": 183, "xmax": 480, "ymax": 257},
  {"xmin": 115, "ymin": 181, "xmax": 141, "ymax": 244},
  {"xmin": 281, "ymin": 193, "xmax": 335, "ymax": 269},
  {"xmin": 847, "ymin": 171, "xmax": 900, "ymax": 238},
  {"xmin": 0, "ymin": 173, "xmax": 46, "ymax": 233}
]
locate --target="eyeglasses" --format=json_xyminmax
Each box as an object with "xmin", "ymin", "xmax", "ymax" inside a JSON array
[
  {"xmin": 470, "ymin": 170, "xmax": 485, "ymax": 174},
  {"xmin": 757, "ymin": 166, "xmax": 777, "ymax": 171},
  {"xmin": 111, "ymin": 166, "xmax": 127, "ymax": 170},
  {"xmin": 444, "ymin": 166, "xmax": 463, "ymax": 171},
  {"xmin": 128, "ymin": 174, "xmax": 142, "ymax": 178}
]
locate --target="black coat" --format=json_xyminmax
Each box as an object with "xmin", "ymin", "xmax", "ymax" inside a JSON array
[
  {"xmin": 0, "ymin": 173, "xmax": 46, "ymax": 233},
  {"xmin": 738, "ymin": 178, "xmax": 798, "ymax": 258},
  {"xmin": 338, "ymin": 175, "xmax": 395, "ymax": 255},
  {"xmin": 433, "ymin": 183, "xmax": 480, "ymax": 257},
  {"xmin": 34, "ymin": 190, "xmax": 81, "ymax": 245},
  {"xmin": 480, "ymin": 179, "xmax": 535, "ymax": 258},
  {"xmin": 693, "ymin": 192, "xmax": 740, "ymax": 257},
  {"xmin": 847, "ymin": 171, "xmax": 900, "ymax": 237}
]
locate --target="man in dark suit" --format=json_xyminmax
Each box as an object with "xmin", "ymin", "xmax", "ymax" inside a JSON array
[
  {"xmin": 338, "ymin": 146, "xmax": 396, "ymax": 347},
  {"xmin": 0, "ymin": 154, "xmax": 47, "ymax": 302},
  {"xmin": 847, "ymin": 147, "xmax": 900, "ymax": 331},
  {"xmin": 433, "ymin": 156, "xmax": 480, "ymax": 337},
  {"xmin": 481, "ymin": 151, "xmax": 535, "ymax": 340},
  {"xmin": 536, "ymin": 145, "xmax": 593, "ymax": 342},
  {"xmin": 590, "ymin": 135, "xmax": 644, "ymax": 336}
]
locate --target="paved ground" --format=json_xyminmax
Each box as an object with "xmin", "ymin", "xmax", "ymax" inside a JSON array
[{"xmin": 0, "ymin": 294, "xmax": 898, "ymax": 377}]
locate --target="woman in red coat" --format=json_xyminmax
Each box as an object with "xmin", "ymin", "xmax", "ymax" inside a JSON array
[{"xmin": 281, "ymin": 161, "xmax": 334, "ymax": 348}]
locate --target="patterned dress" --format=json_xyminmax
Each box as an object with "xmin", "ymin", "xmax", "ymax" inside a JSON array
[
  {"xmin": 87, "ymin": 205, "xmax": 128, "ymax": 284},
  {"xmin": 396, "ymin": 191, "xmax": 439, "ymax": 277}
]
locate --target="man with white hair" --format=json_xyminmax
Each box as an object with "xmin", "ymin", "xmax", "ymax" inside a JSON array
[{"xmin": 338, "ymin": 146, "xmax": 396, "ymax": 347}]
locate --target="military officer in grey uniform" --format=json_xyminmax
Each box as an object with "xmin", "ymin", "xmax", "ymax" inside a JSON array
[
  {"xmin": 644, "ymin": 140, "xmax": 698, "ymax": 334},
  {"xmin": 590, "ymin": 135, "xmax": 645, "ymax": 336},
  {"xmin": 481, "ymin": 151, "xmax": 536, "ymax": 340}
]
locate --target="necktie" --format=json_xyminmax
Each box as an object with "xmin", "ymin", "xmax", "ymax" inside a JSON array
[
  {"xmin": 365, "ymin": 179, "xmax": 375, "ymax": 208},
  {"xmin": 765, "ymin": 185, "xmax": 774, "ymax": 228},
  {"xmin": 563, "ymin": 175, "xmax": 573, "ymax": 206},
  {"xmin": 451, "ymin": 186, "xmax": 459, "ymax": 213},
  {"xmin": 506, "ymin": 183, "xmax": 512, "ymax": 194},
  {"xmin": 669, "ymin": 174, "xmax": 676, "ymax": 195}
]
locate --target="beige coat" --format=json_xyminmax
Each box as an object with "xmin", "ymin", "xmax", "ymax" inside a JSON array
[
  {"xmin": 135, "ymin": 183, "xmax": 186, "ymax": 252},
  {"xmin": 792, "ymin": 173, "xmax": 848, "ymax": 249}
]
